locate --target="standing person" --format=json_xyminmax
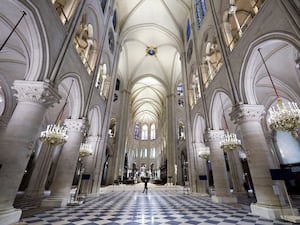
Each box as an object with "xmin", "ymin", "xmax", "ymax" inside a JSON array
[{"xmin": 143, "ymin": 179, "xmax": 148, "ymax": 194}]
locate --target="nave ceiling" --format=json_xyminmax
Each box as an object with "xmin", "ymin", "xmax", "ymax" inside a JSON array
[{"xmin": 116, "ymin": 0, "xmax": 191, "ymax": 124}]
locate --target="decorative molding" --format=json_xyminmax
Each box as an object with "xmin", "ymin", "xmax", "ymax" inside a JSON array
[
  {"xmin": 206, "ymin": 129, "xmax": 224, "ymax": 142},
  {"xmin": 64, "ymin": 118, "xmax": 87, "ymax": 133},
  {"xmin": 231, "ymin": 104, "xmax": 265, "ymax": 124},
  {"xmin": 12, "ymin": 80, "xmax": 60, "ymax": 108}
]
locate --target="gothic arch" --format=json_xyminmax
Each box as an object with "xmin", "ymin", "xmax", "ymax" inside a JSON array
[
  {"xmin": 210, "ymin": 90, "xmax": 235, "ymax": 131},
  {"xmin": 240, "ymin": 34, "xmax": 300, "ymax": 109},
  {"xmin": 193, "ymin": 113, "xmax": 206, "ymax": 143},
  {"xmin": 87, "ymin": 106, "xmax": 102, "ymax": 137},
  {"xmin": 0, "ymin": 1, "xmax": 49, "ymax": 81}
]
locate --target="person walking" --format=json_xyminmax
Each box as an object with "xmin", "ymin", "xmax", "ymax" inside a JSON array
[{"xmin": 142, "ymin": 179, "xmax": 148, "ymax": 194}]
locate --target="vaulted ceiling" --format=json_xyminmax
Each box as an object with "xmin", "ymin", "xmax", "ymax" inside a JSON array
[{"xmin": 116, "ymin": 0, "xmax": 191, "ymax": 124}]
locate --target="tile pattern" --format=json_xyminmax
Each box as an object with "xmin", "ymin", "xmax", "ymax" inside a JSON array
[{"xmin": 15, "ymin": 189, "xmax": 297, "ymax": 225}]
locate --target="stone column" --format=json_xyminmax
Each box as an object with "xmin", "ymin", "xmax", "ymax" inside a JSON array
[
  {"xmin": 114, "ymin": 89, "xmax": 130, "ymax": 181},
  {"xmin": 25, "ymin": 144, "xmax": 54, "ymax": 197},
  {"xmin": 206, "ymin": 129, "xmax": 237, "ymax": 203},
  {"xmin": 166, "ymin": 94, "xmax": 176, "ymax": 185},
  {"xmin": 231, "ymin": 104, "xmax": 298, "ymax": 219},
  {"xmin": 80, "ymin": 135, "xmax": 100, "ymax": 195},
  {"xmin": 0, "ymin": 80, "xmax": 60, "ymax": 225},
  {"xmin": 226, "ymin": 150, "xmax": 245, "ymax": 194},
  {"xmin": 41, "ymin": 118, "xmax": 86, "ymax": 207},
  {"xmin": 193, "ymin": 142, "xmax": 209, "ymax": 196}
]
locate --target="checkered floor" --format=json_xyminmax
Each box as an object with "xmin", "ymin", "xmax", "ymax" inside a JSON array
[{"xmin": 14, "ymin": 186, "xmax": 298, "ymax": 225}]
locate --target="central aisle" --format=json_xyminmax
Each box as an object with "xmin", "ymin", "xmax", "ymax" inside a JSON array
[{"xmin": 17, "ymin": 186, "xmax": 292, "ymax": 225}]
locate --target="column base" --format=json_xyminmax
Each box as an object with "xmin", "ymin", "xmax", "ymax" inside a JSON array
[
  {"xmin": 280, "ymin": 215, "xmax": 300, "ymax": 223},
  {"xmin": 24, "ymin": 189, "xmax": 45, "ymax": 198},
  {"xmin": 212, "ymin": 195, "xmax": 238, "ymax": 204},
  {"xmin": 251, "ymin": 203, "xmax": 299, "ymax": 220},
  {"xmin": 41, "ymin": 197, "xmax": 68, "ymax": 207},
  {"xmin": 0, "ymin": 207, "xmax": 22, "ymax": 225}
]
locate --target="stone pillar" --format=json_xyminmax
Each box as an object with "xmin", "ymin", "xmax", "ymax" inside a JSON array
[
  {"xmin": 206, "ymin": 129, "xmax": 237, "ymax": 203},
  {"xmin": 193, "ymin": 142, "xmax": 209, "ymax": 196},
  {"xmin": 114, "ymin": 89, "xmax": 130, "ymax": 181},
  {"xmin": 80, "ymin": 135, "xmax": 100, "ymax": 195},
  {"xmin": 25, "ymin": 144, "xmax": 54, "ymax": 197},
  {"xmin": 226, "ymin": 150, "xmax": 245, "ymax": 194},
  {"xmin": 231, "ymin": 104, "xmax": 298, "ymax": 219},
  {"xmin": 0, "ymin": 80, "xmax": 60, "ymax": 225},
  {"xmin": 166, "ymin": 94, "xmax": 176, "ymax": 185},
  {"xmin": 41, "ymin": 118, "xmax": 86, "ymax": 207}
]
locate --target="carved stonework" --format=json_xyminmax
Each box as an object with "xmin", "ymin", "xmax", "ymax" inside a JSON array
[
  {"xmin": 12, "ymin": 80, "xmax": 60, "ymax": 108},
  {"xmin": 231, "ymin": 104, "xmax": 265, "ymax": 124},
  {"xmin": 206, "ymin": 129, "xmax": 224, "ymax": 143},
  {"xmin": 64, "ymin": 118, "xmax": 87, "ymax": 133}
]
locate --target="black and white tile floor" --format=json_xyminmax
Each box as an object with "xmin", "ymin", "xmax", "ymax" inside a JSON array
[{"xmin": 13, "ymin": 185, "xmax": 300, "ymax": 225}]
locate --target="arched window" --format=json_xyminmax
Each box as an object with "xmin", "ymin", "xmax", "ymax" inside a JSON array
[
  {"xmin": 203, "ymin": 37, "xmax": 223, "ymax": 85},
  {"xmin": 108, "ymin": 119, "xmax": 116, "ymax": 137},
  {"xmin": 113, "ymin": 10, "xmax": 117, "ymax": 31},
  {"xmin": 177, "ymin": 83, "xmax": 184, "ymax": 96},
  {"xmin": 134, "ymin": 123, "xmax": 140, "ymax": 140},
  {"xmin": 141, "ymin": 124, "xmax": 148, "ymax": 140},
  {"xmin": 150, "ymin": 148, "xmax": 156, "ymax": 159},
  {"xmin": 223, "ymin": 0, "xmax": 265, "ymax": 50},
  {"xmin": 178, "ymin": 122, "xmax": 185, "ymax": 140},
  {"xmin": 101, "ymin": 0, "xmax": 108, "ymax": 13},
  {"xmin": 194, "ymin": 0, "xmax": 207, "ymax": 29},
  {"xmin": 73, "ymin": 18, "xmax": 96, "ymax": 74},
  {"xmin": 150, "ymin": 124, "xmax": 156, "ymax": 140},
  {"xmin": 95, "ymin": 63, "xmax": 107, "ymax": 94},
  {"xmin": 186, "ymin": 19, "xmax": 191, "ymax": 42}
]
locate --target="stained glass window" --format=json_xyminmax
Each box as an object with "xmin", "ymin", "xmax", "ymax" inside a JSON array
[
  {"xmin": 134, "ymin": 123, "xmax": 140, "ymax": 139},
  {"xmin": 151, "ymin": 124, "xmax": 156, "ymax": 140},
  {"xmin": 141, "ymin": 124, "xmax": 148, "ymax": 140},
  {"xmin": 186, "ymin": 19, "xmax": 191, "ymax": 41},
  {"xmin": 195, "ymin": 0, "xmax": 207, "ymax": 29}
]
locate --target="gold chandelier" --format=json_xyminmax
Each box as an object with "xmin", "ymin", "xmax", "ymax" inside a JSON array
[
  {"xmin": 40, "ymin": 124, "xmax": 68, "ymax": 145},
  {"xmin": 220, "ymin": 131, "xmax": 241, "ymax": 151},
  {"xmin": 79, "ymin": 142, "xmax": 93, "ymax": 158},
  {"xmin": 219, "ymin": 94, "xmax": 242, "ymax": 151},
  {"xmin": 40, "ymin": 80, "xmax": 74, "ymax": 145},
  {"xmin": 258, "ymin": 48, "xmax": 300, "ymax": 136},
  {"xmin": 198, "ymin": 147, "xmax": 210, "ymax": 159}
]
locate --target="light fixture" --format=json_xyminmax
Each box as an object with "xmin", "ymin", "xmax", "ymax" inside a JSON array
[
  {"xmin": 146, "ymin": 46, "xmax": 157, "ymax": 56},
  {"xmin": 79, "ymin": 142, "xmax": 93, "ymax": 158},
  {"xmin": 198, "ymin": 146, "xmax": 210, "ymax": 159},
  {"xmin": 39, "ymin": 80, "xmax": 74, "ymax": 145},
  {"xmin": 219, "ymin": 94, "xmax": 241, "ymax": 151},
  {"xmin": 258, "ymin": 48, "xmax": 300, "ymax": 136},
  {"xmin": 40, "ymin": 124, "xmax": 68, "ymax": 145}
]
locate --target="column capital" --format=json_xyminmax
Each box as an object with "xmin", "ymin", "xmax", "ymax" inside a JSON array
[
  {"xmin": 231, "ymin": 104, "xmax": 265, "ymax": 124},
  {"xmin": 64, "ymin": 118, "xmax": 87, "ymax": 133},
  {"xmin": 12, "ymin": 80, "xmax": 60, "ymax": 108},
  {"xmin": 206, "ymin": 129, "xmax": 224, "ymax": 142}
]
